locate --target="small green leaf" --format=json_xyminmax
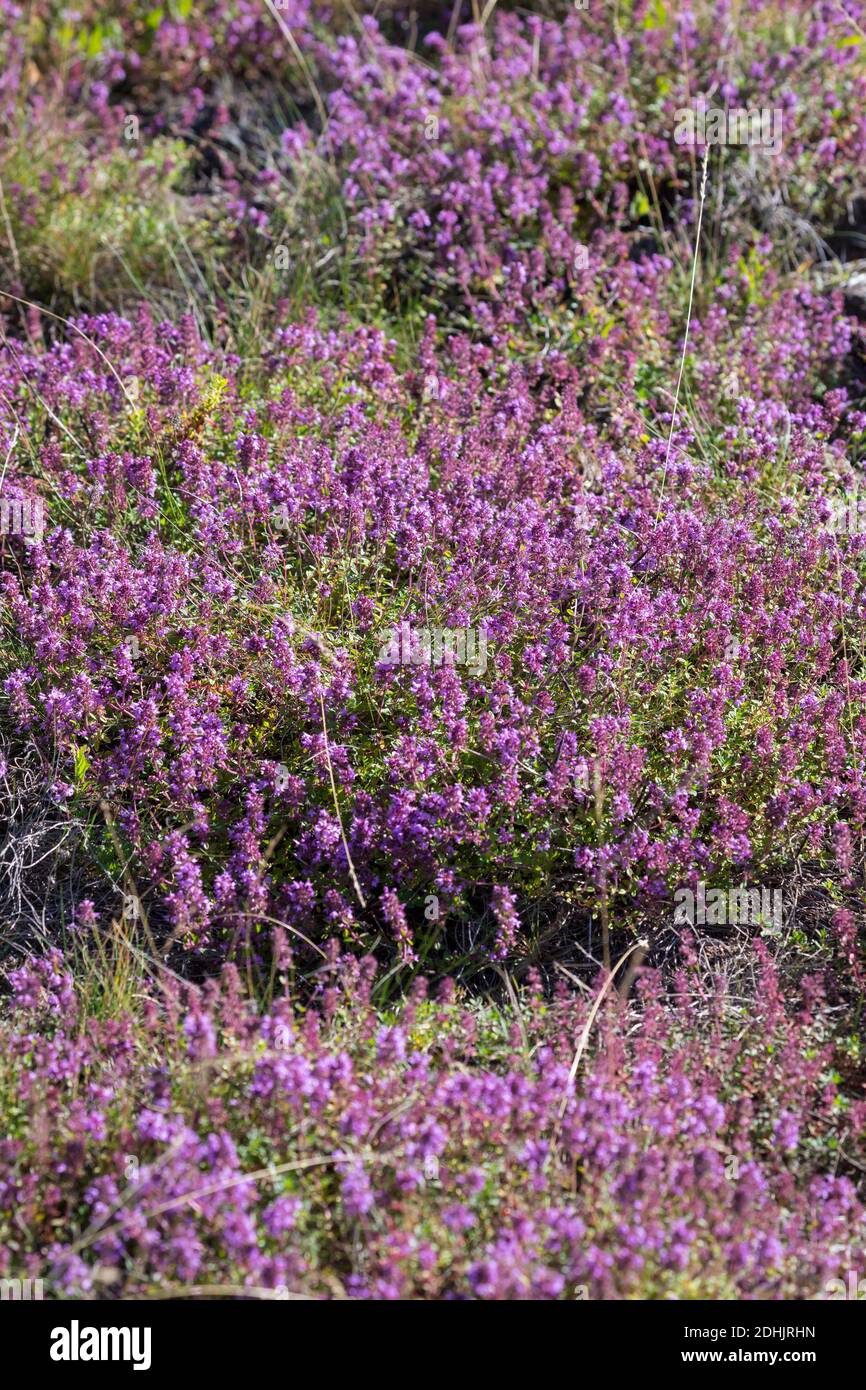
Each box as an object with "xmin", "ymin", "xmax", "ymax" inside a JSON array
[
  {"xmin": 72, "ymin": 745, "xmax": 91, "ymax": 789},
  {"xmin": 643, "ymin": 0, "xmax": 667, "ymax": 30}
]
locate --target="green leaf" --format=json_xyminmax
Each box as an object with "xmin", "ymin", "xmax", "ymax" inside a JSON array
[
  {"xmin": 643, "ymin": 0, "xmax": 667, "ymax": 30},
  {"xmin": 72, "ymin": 744, "xmax": 91, "ymax": 788}
]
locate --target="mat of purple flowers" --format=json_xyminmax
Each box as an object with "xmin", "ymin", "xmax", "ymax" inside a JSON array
[{"xmin": 1, "ymin": 0, "xmax": 866, "ymax": 1300}]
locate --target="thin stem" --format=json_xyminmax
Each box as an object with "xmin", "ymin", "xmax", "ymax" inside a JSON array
[
  {"xmin": 655, "ymin": 143, "xmax": 710, "ymax": 525},
  {"xmin": 318, "ymin": 688, "xmax": 366, "ymax": 910}
]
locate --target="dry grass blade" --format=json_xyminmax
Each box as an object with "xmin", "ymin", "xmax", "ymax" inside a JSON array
[{"xmin": 558, "ymin": 938, "xmax": 649, "ymax": 1122}]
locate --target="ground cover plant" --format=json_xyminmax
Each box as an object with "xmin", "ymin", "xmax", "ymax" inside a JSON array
[{"xmin": 1, "ymin": 0, "xmax": 866, "ymax": 1302}]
